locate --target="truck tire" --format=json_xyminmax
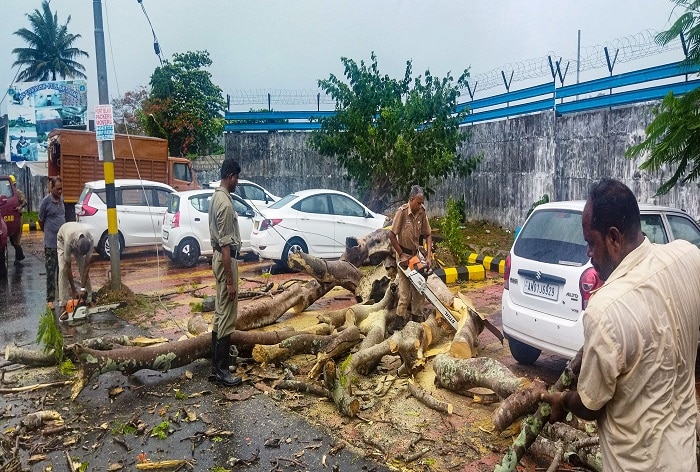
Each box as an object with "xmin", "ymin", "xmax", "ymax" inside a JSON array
[
  {"xmin": 176, "ymin": 238, "xmax": 200, "ymax": 268},
  {"xmin": 98, "ymin": 232, "xmax": 124, "ymax": 260}
]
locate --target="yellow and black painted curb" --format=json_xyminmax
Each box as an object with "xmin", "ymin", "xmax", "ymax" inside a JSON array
[
  {"xmin": 433, "ymin": 265, "xmax": 486, "ymax": 283},
  {"xmin": 432, "ymin": 253, "xmax": 506, "ymax": 284},
  {"xmin": 466, "ymin": 253, "xmax": 506, "ymax": 274},
  {"xmin": 22, "ymin": 222, "xmax": 41, "ymax": 232}
]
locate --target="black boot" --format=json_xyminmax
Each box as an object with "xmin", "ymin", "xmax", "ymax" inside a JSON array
[
  {"xmin": 14, "ymin": 246, "xmax": 24, "ymax": 265},
  {"xmin": 208, "ymin": 332, "xmax": 217, "ymax": 382},
  {"xmin": 214, "ymin": 337, "xmax": 242, "ymax": 387}
]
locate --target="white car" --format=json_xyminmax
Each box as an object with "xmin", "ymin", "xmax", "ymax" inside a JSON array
[
  {"xmin": 161, "ymin": 189, "xmax": 259, "ymax": 268},
  {"xmin": 250, "ymin": 189, "xmax": 387, "ymax": 267},
  {"xmin": 76, "ymin": 179, "xmax": 175, "ymax": 258},
  {"xmin": 208, "ymin": 179, "xmax": 279, "ymax": 209},
  {"xmin": 502, "ymin": 200, "xmax": 700, "ymax": 364}
]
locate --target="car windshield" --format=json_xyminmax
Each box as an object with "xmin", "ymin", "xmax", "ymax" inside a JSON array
[
  {"xmin": 269, "ymin": 194, "xmax": 298, "ymax": 209},
  {"xmin": 514, "ymin": 209, "xmax": 589, "ymax": 266}
]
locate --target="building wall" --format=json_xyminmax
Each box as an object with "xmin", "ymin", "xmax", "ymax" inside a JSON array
[{"xmin": 209, "ymin": 103, "xmax": 700, "ymax": 229}]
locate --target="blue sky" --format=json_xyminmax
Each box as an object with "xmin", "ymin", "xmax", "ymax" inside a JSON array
[{"xmin": 1, "ymin": 0, "xmax": 684, "ymax": 115}]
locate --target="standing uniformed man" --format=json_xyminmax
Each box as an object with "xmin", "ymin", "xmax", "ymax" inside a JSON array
[
  {"xmin": 388, "ymin": 185, "xmax": 433, "ymax": 329},
  {"xmin": 208, "ymin": 157, "xmax": 243, "ymax": 387}
]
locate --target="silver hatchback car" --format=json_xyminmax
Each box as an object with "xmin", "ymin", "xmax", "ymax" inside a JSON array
[{"xmin": 501, "ymin": 200, "xmax": 700, "ymax": 364}]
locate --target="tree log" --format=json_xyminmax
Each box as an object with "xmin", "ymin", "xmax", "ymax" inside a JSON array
[
  {"xmin": 494, "ymin": 349, "xmax": 583, "ymax": 472},
  {"xmin": 237, "ymin": 279, "xmax": 332, "ymax": 330},
  {"xmin": 252, "ymin": 327, "xmax": 362, "ymax": 365},
  {"xmin": 288, "ymin": 252, "xmax": 361, "ymax": 293},
  {"xmin": 323, "ymin": 359, "xmax": 360, "ymax": 417},
  {"xmin": 354, "ymin": 257, "xmax": 394, "ymax": 303},
  {"xmin": 492, "ymin": 378, "xmax": 546, "ymax": 432},
  {"xmin": 307, "ymin": 326, "xmax": 363, "ymax": 380},
  {"xmin": 408, "ymin": 379, "xmax": 453, "ymax": 415},
  {"xmin": 433, "ymin": 354, "xmax": 527, "ymax": 400},
  {"xmin": 340, "ymin": 228, "xmax": 393, "ymax": 267}
]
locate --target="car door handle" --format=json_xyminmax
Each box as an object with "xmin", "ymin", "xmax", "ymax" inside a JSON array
[
  {"xmin": 336, "ymin": 221, "xmax": 346, "ymax": 224},
  {"xmin": 194, "ymin": 217, "xmax": 200, "ymax": 222}
]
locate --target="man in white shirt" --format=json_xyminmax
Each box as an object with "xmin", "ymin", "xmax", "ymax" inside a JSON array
[{"xmin": 540, "ymin": 178, "xmax": 700, "ymax": 471}]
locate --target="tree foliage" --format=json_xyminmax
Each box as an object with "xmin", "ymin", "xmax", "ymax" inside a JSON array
[
  {"xmin": 311, "ymin": 52, "xmax": 480, "ymax": 212},
  {"xmin": 112, "ymin": 87, "xmax": 148, "ymax": 135},
  {"xmin": 12, "ymin": 0, "xmax": 89, "ymax": 82},
  {"xmin": 626, "ymin": 0, "xmax": 700, "ymax": 194},
  {"xmin": 141, "ymin": 51, "xmax": 225, "ymax": 157}
]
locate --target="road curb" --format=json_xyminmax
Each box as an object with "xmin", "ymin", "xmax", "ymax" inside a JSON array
[
  {"xmin": 433, "ymin": 265, "xmax": 485, "ymax": 283},
  {"xmin": 22, "ymin": 222, "xmax": 41, "ymax": 232},
  {"xmin": 432, "ymin": 253, "xmax": 506, "ymax": 284},
  {"xmin": 467, "ymin": 252, "xmax": 506, "ymax": 274}
]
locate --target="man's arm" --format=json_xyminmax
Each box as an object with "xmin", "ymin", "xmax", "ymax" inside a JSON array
[
  {"xmin": 425, "ymin": 233, "xmax": 433, "ymax": 266},
  {"xmin": 540, "ymin": 390, "xmax": 603, "ymax": 422},
  {"xmin": 221, "ymin": 244, "xmax": 236, "ymax": 300},
  {"xmin": 388, "ymin": 231, "xmax": 409, "ymax": 266},
  {"xmin": 80, "ymin": 256, "xmax": 91, "ymax": 293}
]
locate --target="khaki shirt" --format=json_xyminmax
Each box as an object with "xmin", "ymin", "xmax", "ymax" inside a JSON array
[
  {"xmin": 578, "ymin": 238, "xmax": 700, "ymax": 472},
  {"xmin": 208, "ymin": 187, "xmax": 240, "ymax": 252},
  {"xmin": 391, "ymin": 203, "xmax": 431, "ymax": 253}
]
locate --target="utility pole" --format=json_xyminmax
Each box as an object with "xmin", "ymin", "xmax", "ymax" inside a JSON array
[{"xmin": 93, "ymin": 0, "xmax": 121, "ymax": 289}]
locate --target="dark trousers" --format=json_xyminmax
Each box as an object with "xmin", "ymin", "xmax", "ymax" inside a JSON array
[{"xmin": 45, "ymin": 247, "xmax": 58, "ymax": 302}]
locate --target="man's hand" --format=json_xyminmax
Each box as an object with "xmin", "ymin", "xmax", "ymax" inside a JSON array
[
  {"xmin": 226, "ymin": 282, "xmax": 237, "ymax": 300},
  {"xmin": 539, "ymin": 390, "xmax": 569, "ymax": 423}
]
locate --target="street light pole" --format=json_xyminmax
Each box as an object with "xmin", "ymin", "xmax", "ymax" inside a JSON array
[{"xmin": 93, "ymin": 0, "xmax": 121, "ymax": 290}]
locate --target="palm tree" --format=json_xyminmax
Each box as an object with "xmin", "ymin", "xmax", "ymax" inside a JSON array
[{"xmin": 12, "ymin": 0, "xmax": 89, "ymax": 82}]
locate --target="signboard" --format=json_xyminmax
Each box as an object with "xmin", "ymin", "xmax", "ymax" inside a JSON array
[
  {"xmin": 4, "ymin": 80, "xmax": 88, "ymax": 162},
  {"xmin": 94, "ymin": 104, "xmax": 115, "ymax": 141}
]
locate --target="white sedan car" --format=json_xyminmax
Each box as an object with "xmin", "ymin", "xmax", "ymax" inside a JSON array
[
  {"xmin": 161, "ymin": 189, "xmax": 259, "ymax": 267},
  {"xmin": 208, "ymin": 179, "xmax": 279, "ymax": 209},
  {"xmin": 251, "ymin": 189, "xmax": 387, "ymax": 267}
]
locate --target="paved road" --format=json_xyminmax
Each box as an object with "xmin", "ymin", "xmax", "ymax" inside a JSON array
[
  {"xmin": 0, "ymin": 233, "xmax": 390, "ymax": 471},
  {"xmin": 1, "ymin": 232, "xmax": 570, "ymax": 471}
]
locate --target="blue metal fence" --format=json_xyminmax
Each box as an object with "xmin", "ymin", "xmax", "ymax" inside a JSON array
[{"xmin": 224, "ymin": 61, "xmax": 700, "ymax": 132}]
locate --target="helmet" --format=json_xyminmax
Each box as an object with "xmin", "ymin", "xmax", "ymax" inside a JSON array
[{"xmin": 8, "ymin": 175, "xmax": 15, "ymax": 184}]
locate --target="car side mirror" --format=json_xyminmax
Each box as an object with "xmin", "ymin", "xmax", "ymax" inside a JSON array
[
  {"xmin": 245, "ymin": 210, "xmax": 255, "ymax": 218},
  {"xmin": 365, "ymin": 210, "xmax": 373, "ymax": 218}
]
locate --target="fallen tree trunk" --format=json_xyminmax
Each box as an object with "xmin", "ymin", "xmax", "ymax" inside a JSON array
[
  {"xmin": 252, "ymin": 326, "xmax": 362, "ymax": 365},
  {"xmin": 288, "ymin": 252, "xmax": 362, "ymax": 293},
  {"xmin": 494, "ymin": 349, "xmax": 583, "ymax": 472},
  {"xmin": 341, "ymin": 228, "xmax": 393, "ymax": 267},
  {"xmin": 433, "ymin": 354, "xmax": 527, "ymax": 400}
]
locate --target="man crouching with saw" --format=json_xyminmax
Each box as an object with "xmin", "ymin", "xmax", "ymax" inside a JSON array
[{"xmin": 388, "ymin": 185, "xmax": 433, "ymax": 330}]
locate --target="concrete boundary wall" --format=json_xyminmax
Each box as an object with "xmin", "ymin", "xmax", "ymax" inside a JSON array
[{"xmin": 210, "ymin": 102, "xmax": 700, "ymax": 229}]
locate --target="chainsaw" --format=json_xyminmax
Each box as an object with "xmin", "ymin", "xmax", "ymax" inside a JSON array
[
  {"xmin": 399, "ymin": 254, "xmax": 460, "ymax": 330},
  {"xmin": 59, "ymin": 289, "xmax": 127, "ymax": 322},
  {"xmin": 399, "ymin": 254, "xmax": 504, "ymax": 343}
]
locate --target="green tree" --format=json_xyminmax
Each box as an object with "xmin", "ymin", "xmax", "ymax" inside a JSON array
[
  {"xmin": 311, "ymin": 52, "xmax": 480, "ymax": 212},
  {"xmin": 12, "ymin": 0, "xmax": 89, "ymax": 82},
  {"xmin": 112, "ymin": 87, "xmax": 148, "ymax": 135},
  {"xmin": 626, "ymin": 0, "xmax": 700, "ymax": 194},
  {"xmin": 141, "ymin": 51, "xmax": 225, "ymax": 157}
]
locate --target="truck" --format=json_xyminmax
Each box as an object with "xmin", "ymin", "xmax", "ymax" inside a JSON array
[{"xmin": 47, "ymin": 129, "xmax": 200, "ymax": 220}]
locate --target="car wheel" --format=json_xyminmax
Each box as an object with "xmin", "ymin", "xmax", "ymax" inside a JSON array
[
  {"xmin": 99, "ymin": 232, "xmax": 124, "ymax": 260},
  {"xmin": 507, "ymin": 335, "xmax": 541, "ymax": 365},
  {"xmin": 281, "ymin": 237, "xmax": 308, "ymax": 270},
  {"xmin": 176, "ymin": 238, "xmax": 200, "ymax": 268}
]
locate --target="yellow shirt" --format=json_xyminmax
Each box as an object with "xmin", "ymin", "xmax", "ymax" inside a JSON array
[{"xmin": 579, "ymin": 238, "xmax": 700, "ymax": 472}]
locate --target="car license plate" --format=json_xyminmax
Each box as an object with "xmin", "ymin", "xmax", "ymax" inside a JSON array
[
  {"xmin": 254, "ymin": 221, "xmax": 259, "ymax": 230},
  {"xmin": 523, "ymin": 278, "xmax": 559, "ymax": 301},
  {"xmin": 162, "ymin": 230, "xmax": 169, "ymax": 241}
]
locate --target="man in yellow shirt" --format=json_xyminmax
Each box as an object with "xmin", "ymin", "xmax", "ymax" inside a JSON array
[{"xmin": 540, "ymin": 179, "xmax": 700, "ymax": 471}]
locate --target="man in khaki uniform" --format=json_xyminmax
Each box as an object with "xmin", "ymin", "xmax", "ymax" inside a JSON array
[
  {"xmin": 539, "ymin": 179, "xmax": 700, "ymax": 471},
  {"xmin": 57, "ymin": 222, "xmax": 94, "ymax": 308},
  {"xmin": 388, "ymin": 185, "xmax": 433, "ymax": 328},
  {"xmin": 208, "ymin": 157, "xmax": 243, "ymax": 387}
]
